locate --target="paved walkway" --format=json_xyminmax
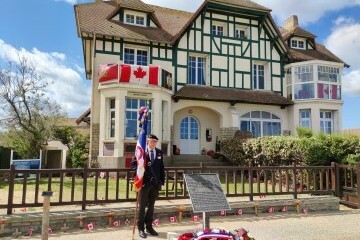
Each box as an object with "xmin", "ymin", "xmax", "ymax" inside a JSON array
[{"xmin": 6, "ymin": 206, "xmax": 360, "ymax": 240}]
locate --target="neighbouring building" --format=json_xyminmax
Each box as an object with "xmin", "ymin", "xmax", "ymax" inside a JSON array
[{"xmin": 74, "ymin": 0, "xmax": 348, "ymax": 168}]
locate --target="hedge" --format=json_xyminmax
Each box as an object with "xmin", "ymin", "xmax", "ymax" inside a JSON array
[{"xmin": 220, "ymin": 134, "xmax": 360, "ymax": 166}]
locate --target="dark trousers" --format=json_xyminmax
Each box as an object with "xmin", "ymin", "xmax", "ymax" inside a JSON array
[{"xmin": 137, "ymin": 183, "xmax": 159, "ymax": 230}]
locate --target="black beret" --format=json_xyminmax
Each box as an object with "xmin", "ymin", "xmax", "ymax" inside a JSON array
[{"xmin": 148, "ymin": 134, "xmax": 159, "ymax": 140}]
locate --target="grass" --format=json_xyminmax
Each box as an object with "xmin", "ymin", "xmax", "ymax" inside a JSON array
[{"xmin": 0, "ymin": 176, "xmax": 276, "ymax": 206}]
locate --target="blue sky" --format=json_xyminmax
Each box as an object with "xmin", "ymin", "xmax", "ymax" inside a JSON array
[{"xmin": 1, "ymin": 0, "xmax": 360, "ymax": 129}]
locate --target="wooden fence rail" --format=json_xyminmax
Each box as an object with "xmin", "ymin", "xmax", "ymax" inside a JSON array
[{"xmin": 0, "ymin": 162, "xmax": 358, "ymax": 214}]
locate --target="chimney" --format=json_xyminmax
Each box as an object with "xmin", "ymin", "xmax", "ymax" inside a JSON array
[{"xmin": 283, "ymin": 15, "xmax": 299, "ymax": 31}]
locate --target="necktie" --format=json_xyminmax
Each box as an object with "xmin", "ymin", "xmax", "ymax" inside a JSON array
[{"xmin": 150, "ymin": 150, "xmax": 154, "ymax": 162}]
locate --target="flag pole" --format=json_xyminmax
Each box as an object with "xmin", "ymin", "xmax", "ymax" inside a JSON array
[{"xmin": 132, "ymin": 191, "xmax": 139, "ymax": 240}]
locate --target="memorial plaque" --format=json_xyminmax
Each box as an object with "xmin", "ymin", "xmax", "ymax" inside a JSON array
[{"xmin": 184, "ymin": 173, "xmax": 231, "ymax": 213}]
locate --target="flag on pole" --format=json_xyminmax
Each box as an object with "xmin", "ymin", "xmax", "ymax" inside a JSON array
[
  {"xmin": 133, "ymin": 107, "xmax": 149, "ymax": 191},
  {"xmin": 168, "ymin": 216, "xmax": 177, "ymax": 223},
  {"xmin": 84, "ymin": 222, "xmax": 95, "ymax": 230},
  {"xmin": 119, "ymin": 64, "xmax": 159, "ymax": 85},
  {"xmin": 268, "ymin": 207, "xmax": 275, "ymax": 213},
  {"xmin": 237, "ymin": 209, "xmax": 243, "ymax": 215},
  {"xmin": 282, "ymin": 206, "xmax": 288, "ymax": 212},
  {"xmin": 192, "ymin": 215, "xmax": 200, "ymax": 222},
  {"xmin": 98, "ymin": 64, "xmax": 118, "ymax": 83},
  {"xmin": 112, "ymin": 220, "xmax": 121, "ymax": 227},
  {"xmin": 152, "ymin": 218, "xmax": 160, "ymax": 226},
  {"xmin": 220, "ymin": 210, "xmax": 227, "ymax": 216}
]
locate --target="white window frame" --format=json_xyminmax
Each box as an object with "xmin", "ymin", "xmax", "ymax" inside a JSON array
[
  {"xmin": 299, "ymin": 109, "xmax": 311, "ymax": 128},
  {"xmin": 125, "ymin": 98, "xmax": 152, "ymax": 139},
  {"xmin": 253, "ymin": 63, "xmax": 265, "ymax": 90},
  {"xmin": 320, "ymin": 110, "xmax": 333, "ymax": 134},
  {"xmin": 188, "ymin": 55, "xmax": 207, "ymax": 85},
  {"xmin": 240, "ymin": 111, "xmax": 282, "ymax": 137},
  {"xmin": 211, "ymin": 24, "xmax": 224, "ymax": 36},
  {"xmin": 124, "ymin": 10, "xmax": 146, "ymax": 27},
  {"xmin": 108, "ymin": 98, "xmax": 116, "ymax": 139},
  {"xmin": 235, "ymin": 26, "xmax": 248, "ymax": 39},
  {"xmin": 123, "ymin": 46, "xmax": 148, "ymax": 66},
  {"xmin": 291, "ymin": 39, "xmax": 305, "ymax": 49}
]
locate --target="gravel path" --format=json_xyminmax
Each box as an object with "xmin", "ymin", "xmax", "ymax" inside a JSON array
[{"xmin": 6, "ymin": 206, "xmax": 360, "ymax": 240}]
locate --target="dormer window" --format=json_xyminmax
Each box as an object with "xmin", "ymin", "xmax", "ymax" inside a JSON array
[
  {"xmin": 291, "ymin": 39, "xmax": 305, "ymax": 49},
  {"xmin": 124, "ymin": 10, "xmax": 146, "ymax": 27}
]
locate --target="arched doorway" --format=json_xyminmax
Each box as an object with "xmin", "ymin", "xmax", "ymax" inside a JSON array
[{"xmin": 179, "ymin": 116, "xmax": 200, "ymax": 154}]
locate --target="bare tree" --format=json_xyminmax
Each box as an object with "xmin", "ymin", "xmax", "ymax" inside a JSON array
[{"xmin": 0, "ymin": 54, "xmax": 64, "ymax": 158}]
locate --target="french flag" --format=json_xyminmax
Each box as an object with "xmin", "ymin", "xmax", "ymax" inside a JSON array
[
  {"xmin": 133, "ymin": 107, "xmax": 149, "ymax": 191},
  {"xmin": 119, "ymin": 64, "xmax": 159, "ymax": 85}
]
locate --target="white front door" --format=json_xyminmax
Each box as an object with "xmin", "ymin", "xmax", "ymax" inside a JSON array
[{"xmin": 179, "ymin": 116, "xmax": 200, "ymax": 154}]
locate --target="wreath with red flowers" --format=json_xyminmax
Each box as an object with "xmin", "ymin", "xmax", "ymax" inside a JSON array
[{"xmin": 178, "ymin": 228, "xmax": 255, "ymax": 240}]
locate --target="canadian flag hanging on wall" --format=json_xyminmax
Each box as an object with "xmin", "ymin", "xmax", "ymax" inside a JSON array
[
  {"xmin": 84, "ymin": 222, "xmax": 95, "ymax": 230},
  {"xmin": 98, "ymin": 64, "xmax": 118, "ymax": 83},
  {"xmin": 119, "ymin": 64, "xmax": 159, "ymax": 85}
]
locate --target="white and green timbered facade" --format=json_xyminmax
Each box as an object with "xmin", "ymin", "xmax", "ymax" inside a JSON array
[{"xmin": 75, "ymin": 0, "xmax": 347, "ymax": 167}]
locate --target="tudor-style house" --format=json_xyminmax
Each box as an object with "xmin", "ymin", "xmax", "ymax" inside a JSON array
[{"xmin": 74, "ymin": 0, "xmax": 348, "ymax": 168}]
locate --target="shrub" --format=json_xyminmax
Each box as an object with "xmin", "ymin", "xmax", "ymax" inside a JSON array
[
  {"xmin": 343, "ymin": 154, "xmax": 360, "ymax": 165},
  {"xmin": 296, "ymin": 127, "xmax": 313, "ymax": 138}
]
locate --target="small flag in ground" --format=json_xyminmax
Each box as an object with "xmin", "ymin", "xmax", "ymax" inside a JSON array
[
  {"xmin": 303, "ymin": 208, "xmax": 309, "ymax": 214},
  {"xmin": 220, "ymin": 210, "xmax": 227, "ymax": 216},
  {"xmin": 152, "ymin": 218, "xmax": 160, "ymax": 226},
  {"xmin": 282, "ymin": 206, "xmax": 288, "ymax": 212},
  {"xmin": 26, "ymin": 228, "xmax": 33, "ymax": 236},
  {"xmin": 21, "ymin": 208, "xmax": 27, "ymax": 212},
  {"xmin": 192, "ymin": 215, "xmax": 200, "ymax": 222},
  {"xmin": 125, "ymin": 219, "xmax": 131, "ymax": 226},
  {"xmin": 268, "ymin": 207, "xmax": 275, "ymax": 213},
  {"xmin": 168, "ymin": 216, "xmax": 177, "ymax": 223},
  {"xmin": 99, "ymin": 172, "xmax": 106, "ymax": 178},
  {"xmin": 112, "ymin": 220, "xmax": 121, "ymax": 227},
  {"xmin": 260, "ymin": 195, "xmax": 266, "ymax": 199},
  {"xmin": 48, "ymin": 227, "xmax": 53, "ymax": 234},
  {"xmin": 84, "ymin": 222, "xmax": 95, "ymax": 230},
  {"xmin": 237, "ymin": 209, "xmax": 243, "ymax": 215}
]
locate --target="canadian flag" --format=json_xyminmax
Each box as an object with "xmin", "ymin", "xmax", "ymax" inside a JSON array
[
  {"xmin": 168, "ymin": 216, "xmax": 177, "ymax": 223},
  {"xmin": 152, "ymin": 218, "xmax": 160, "ymax": 226},
  {"xmin": 84, "ymin": 222, "xmax": 95, "ymax": 230},
  {"xmin": 220, "ymin": 210, "xmax": 227, "ymax": 216},
  {"xmin": 282, "ymin": 206, "xmax": 288, "ymax": 212},
  {"xmin": 98, "ymin": 64, "xmax": 118, "ymax": 83},
  {"xmin": 112, "ymin": 220, "xmax": 121, "ymax": 227},
  {"xmin": 259, "ymin": 195, "xmax": 266, "ymax": 199},
  {"xmin": 48, "ymin": 227, "xmax": 53, "ymax": 234},
  {"xmin": 303, "ymin": 208, "xmax": 309, "ymax": 214},
  {"xmin": 268, "ymin": 207, "xmax": 275, "ymax": 213},
  {"xmin": 237, "ymin": 209, "xmax": 243, "ymax": 215},
  {"xmin": 119, "ymin": 64, "xmax": 159, "ymax": 85},
  {"xmin": 21, "ymin": 208, "xmax": 27, "ymax": 212},
  {"xmin": 192, "ymin": 215, "xmax": 200, "ymax": 222},
  {"xmin": 125, "ymin": 219, "xmax": 131, "ymax": 225}
]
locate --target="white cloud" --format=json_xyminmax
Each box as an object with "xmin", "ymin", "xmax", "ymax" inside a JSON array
[
  {"xmin": 0, "ymin": 39, "xmax": 90, "ymax": 117},
  {"xmin": 54, "ymin": 0, "xmax": 77, "ymax": 4},
  {"xmin": 324, "ymin": 18, "xmax": 360, "ymax": 96}
]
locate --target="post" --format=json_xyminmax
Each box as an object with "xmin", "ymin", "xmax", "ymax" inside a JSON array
[
  {"xmin": 82, "ymin": 164, "xmax": 88, "ymax": 211},
  {"xmin": 7, "ymin": 164, "xmax": 15, "ymax": 215},
  {"xmin": 292, "ymin": 162, "xmax": 297, "ymax": 199},
  {"xmin": 42, "ymin": 191, "xmax": 53, "ymax": 240},
  {"xmin": 202, "ymin": 212, "xmax": 209, "ymax": 230},
  {"xmin": 248, "ymin": 162, "xmax": 253, "ymax": 201},
  {"xmin": 331, "ymin": 162, "xmax": 338, "ymax": 196}
]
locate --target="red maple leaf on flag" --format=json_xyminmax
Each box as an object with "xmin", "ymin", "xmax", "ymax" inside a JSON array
[{"xmin": 133, "ymin": 66, "xmax": 147, "ymax": 79}]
